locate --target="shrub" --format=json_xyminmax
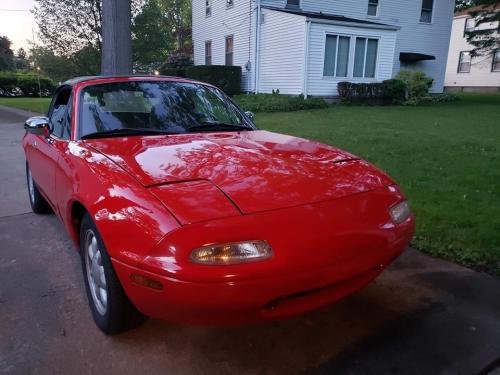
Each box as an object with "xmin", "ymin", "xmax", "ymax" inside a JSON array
[
  {"xmin": 337, "ymin": 81, "xmax": 386, "ymax": 105},
  {"xmin": 396, "ymin": 70, "xmax": 433, "ymax": 103},
  {"xmin": 159, "ymin": 67, "xmax": 187, "ymax": 77},
  {"xmin": 0, "ymin": 72, "xmax": 55, "ymax": 97},
  {"xmin": 234, "ymin": 93, "xmax": 328, "ymax": 113},
  {"xmin": 382, "ymin": 79, "xmax": 406, "ymax": 105},
  {"xmin": 185, "ymin": 65, "xmax": 242, "ymax": 95}
]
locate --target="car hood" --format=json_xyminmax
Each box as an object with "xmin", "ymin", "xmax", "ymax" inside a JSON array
[{"xmin": 84, "ymin": 130, "xmax": 394, "ymax": 214}]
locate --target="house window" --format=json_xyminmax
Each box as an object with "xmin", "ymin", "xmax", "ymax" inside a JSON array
[
  {"xmin": 226, "ymin": 0, "xmax": 234, "ymax": 8},
  {"xmin": 420, "ymin": 0, "xmax": 433, "ymax": 23},
  {"xmin": 492, "ymin": 50, "xmax": 500, "ymax": 72},
  {"xmin": 464, "ymin": 17, "xmax": 475, "ymax": 35},
  {"xmin": 286, "ymin": 0, "xmax": 300, "ymax": 8},
  {"xmin": 458, "ymin": 51, "xmax": 471, "ymax": 73},
  {"xmin": 206, "ymin": 0, "xmax": 211, "ymax": 17},
  {"xmin": 367, "ymin": 0, "xmax": 379, "ymax": 16},
  {"xmin": 205, "ymin": 41, "xmax": 212, "ymax": 65},
  {"xmin": 353, "ymin": 38, "xmax": 378, "ymax": 78},
  {"xmin": 324, "ymin": 35, "xmax": 350, "ymax": 77},
  {"xmin": 225, "ymin": 36, "xmax": 234, "ymax": 66}
]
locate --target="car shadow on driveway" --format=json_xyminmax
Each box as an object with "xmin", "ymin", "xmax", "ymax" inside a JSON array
[{"xmin": 2, "ymin": 211, "xmax": 499, "ymax": 374}]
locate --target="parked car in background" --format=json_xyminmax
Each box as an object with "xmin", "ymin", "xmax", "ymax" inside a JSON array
[{"xmin": 23, "ymin": 76, "xmax": 414, "ymax": 334}]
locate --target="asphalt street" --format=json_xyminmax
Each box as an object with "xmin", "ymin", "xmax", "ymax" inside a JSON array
[{"xmin": 1, "ymin": 105, "xmax": 499, "ymax": 374}]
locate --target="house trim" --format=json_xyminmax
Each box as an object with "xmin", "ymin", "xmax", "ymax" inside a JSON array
[
  {"xmin": 307, "ymin": 17, "xmax": 399, "ymax": 31},
  {"xmin": 302, "ymin": 20, "xmax": 311, "ymax": 95}
]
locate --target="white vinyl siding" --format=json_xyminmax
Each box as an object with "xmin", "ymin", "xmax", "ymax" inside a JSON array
[
  {"xmin": 261, "ymin": 0, "xmax": 454, "ymax": 93},
  {"xmin": 193, "ymin": 0, "xmax": 255, "ymax": 92},
  {"xmin": 445, "ymin": 16, "xmax": 500, "ymax": 88},
  {"xmin": 306, "ymin": 22, "xmax": 396, "ymax": 96},
  {"xmin": 257, "ymin": 9, "xmax": 306, "ymax": 94}
]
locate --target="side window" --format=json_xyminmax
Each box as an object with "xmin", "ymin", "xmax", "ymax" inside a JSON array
[{"xmin": 49, "ymin": 87, "xmax": 72, "ymax": 139}]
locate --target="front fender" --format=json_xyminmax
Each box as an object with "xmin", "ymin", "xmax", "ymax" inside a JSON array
[{"xmin": 58, "ymin": 142, "xmax": 180, "ymax": 267}]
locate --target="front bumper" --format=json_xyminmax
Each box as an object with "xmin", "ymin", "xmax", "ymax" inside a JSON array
[{"xmin": 112, "ymin": 186, "xmax": 414, "ymax": 325}]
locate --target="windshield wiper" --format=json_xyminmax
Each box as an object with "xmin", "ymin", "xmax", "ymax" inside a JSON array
[
  {"xmin": 187, "ymin": 121, "xmax": 253, "ymax": 133},
  {"xmin": 81, "ymin": 128, "xmax": 176, "ymax": 140}
]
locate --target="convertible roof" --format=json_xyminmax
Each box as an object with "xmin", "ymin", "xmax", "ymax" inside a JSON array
[{"xmin": 61, "ymin": 75, "xmax": 199, "ymax": 87}]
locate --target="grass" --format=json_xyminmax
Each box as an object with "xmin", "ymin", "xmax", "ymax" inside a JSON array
[
  {"xmin": 234, "ymin": 93, "xmax": 328, "ymax": 113},
  {"xmin": 0, "ymin": 97, "xmax": 50, "ymax": 114},
  {"xmin": 1, "ymin": 93, "xmax": 498, "ymax": 275},
  {"xmin": 255, "ymin": 94, "xmax": 500, "ymax": 276}
]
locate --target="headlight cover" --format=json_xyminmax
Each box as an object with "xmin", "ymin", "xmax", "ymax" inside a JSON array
[
  {"xmin": 389, "ymin": 200, "xmax": 411, "ymax": 224},
  {"xmin": 190, "ymin": 240, "xmax": 273, "ymax": 265}
]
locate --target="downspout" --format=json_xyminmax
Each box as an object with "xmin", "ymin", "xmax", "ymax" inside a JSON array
[
  {"xmin": 302, "ymin": 20, "xmax": 311, "ymax": 97},
  {"xmin": 254, "ymin": 0, "xmax": 262, "ymax": 94}
]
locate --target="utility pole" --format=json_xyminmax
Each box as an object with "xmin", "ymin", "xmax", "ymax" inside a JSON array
[{"xmin": 101, "ymin": 0, "xmax": 132, "ymax": 75}]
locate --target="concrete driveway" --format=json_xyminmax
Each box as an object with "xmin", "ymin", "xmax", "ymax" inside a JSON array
[{"xmin": 1, "ymin": 105, "xmax": 499, "ymax": 375}]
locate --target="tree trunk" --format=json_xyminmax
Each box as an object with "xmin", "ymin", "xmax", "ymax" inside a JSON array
[{"xmin": 101, "ymin": 0, "xmax": 132, "ymax": 75}]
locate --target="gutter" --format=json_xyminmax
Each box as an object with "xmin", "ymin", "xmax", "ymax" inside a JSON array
[
  {"xmin": 306, "ymin": 18, "xmax": 400, "ymax": 31},
  {"xmin": 254, "ymin": 0, "xmax": 262, "ymax": 94},
  {"xmin": 302, "ymin": 20, "xmax": 311, "ymax": 96}
]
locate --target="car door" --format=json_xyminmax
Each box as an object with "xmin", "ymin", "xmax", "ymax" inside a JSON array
[{"xmin": 28, "ymin": 86, "xmax": 73, "ymax": 209}]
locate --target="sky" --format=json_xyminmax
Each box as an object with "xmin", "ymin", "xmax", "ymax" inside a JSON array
[{"xmin": 0, "ymin": 0, "xmax": 38, "ymax": 53}]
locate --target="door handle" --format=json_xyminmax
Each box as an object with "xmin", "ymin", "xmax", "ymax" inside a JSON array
[{"xmin": 32, "ymin": 140, "xmax": 37, "ymax": 148}]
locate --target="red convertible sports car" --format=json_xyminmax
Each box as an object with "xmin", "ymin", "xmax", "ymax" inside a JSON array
[{"xmin": 23, "ymin": 76, "xmax": 414, "ymax": 334}]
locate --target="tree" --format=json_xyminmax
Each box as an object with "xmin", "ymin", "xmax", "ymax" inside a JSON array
[
  {"xmin": 455, "ymin": 0, "xmax": 472, "ymax": 12},
  {"xmin": 132, "ymin": 0, "xmax": 173, "ymax": 70},
  {"xmin": 463, "ymin": 1, "xmax": 500, "ymax": 57},
  {"xmin": 158, "ymin": 0, "xmax": 192, "ymax": 52},
  {"xmin": 0, "ymin": 36, "xmax": 15, "ymax": 71},
  {"xmin": 17, "ymin": 48, "xmax": 27, "ymax": 60},
  {"xmin": 33, "ymin": 0, "xmax": 144, "ymax": 57}
]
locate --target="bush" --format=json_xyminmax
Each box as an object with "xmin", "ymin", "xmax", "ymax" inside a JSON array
[
  {"xmin": 382, "ymin": 79, "xmax": 407, "ymax": 105},
  {"xmin": 338, "ymin": 81, "xmax": 387, "ymax": 105},
  {"xmin": 159, "ymin": 67, "xmax": 187, "ymax": 77},
  {"xmin": 0, "ymin": 72, "xmax": 56, "ymax": 97},
  {"xmin": 396, "ymin": 70, "xmax": 433, "ymax": 103},
  {"xmin": 185, "ymin": 65, "xmax": 242, "ymax": 95},
  {"xmin": 234, "ymin": 93, "xmax": 328, "ymax": 113}
]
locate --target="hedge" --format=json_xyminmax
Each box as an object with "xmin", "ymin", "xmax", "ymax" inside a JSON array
[
  {"xmin": 235, "ymin": 93, "xmax": 328, "ymax": 113},
  {"xmin": 159, "ymin": 65, "xmax": 242, "ymax": 95},
  {"xmin": 338, "ymin": 79, "xmax": 406, "ymax": 105},
  {"xmin": 0, "ymin": 72, "xmax": 56, "ymax": 97}
]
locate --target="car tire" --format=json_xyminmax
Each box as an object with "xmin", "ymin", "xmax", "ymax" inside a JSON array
[
  {"xmin": 80, "ymin": 213, "xmax": 146, "ymax": 335},
  {"xmin": 26, "ymin": 162, "xmax": 52, "ymax": 214}
]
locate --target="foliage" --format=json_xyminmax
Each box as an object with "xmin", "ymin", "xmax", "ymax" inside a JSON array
[
  {"xmin": 157, "ymin": 0, "xmax": 192, "ymax": 51},
  {"xmin": 235, "ymin": 93, "xmax": 328, "ymax": 113},
  {"xmin": 463, "ymin": 0, "xmax": 500, "ymax": 57},
  {"xmin": 29, "ymin": 46, "xmax": 100, "ymax": 83},
  {"xmin": 337, "ymin": 79, "xmax": 406, "ymax": 105},
  {"xmin": 0, "ymin": 36, "xmax": 15, "ymax": 71},
  {"xmin": 396, "ymin": 70, "xmax": 433, "ymax": 103},
  {"xmin": 185, "ymin": 65, "xmax": 242, "ymax": 95},
  {"xmin": 164, "ymin": 51, "xmax": 193, "ymax": 68},
  {"xmin": 254, "ymin": 93, "xmax": 500, "ymax": 276},
  {"xmin": 132, "ymin": 0, "xmax": 173, "ymax": 70},
  {"xmin": 0, "ymin": 72, "xmax": 56, "ymax": 97},
  {"xmin": 159, "ymin": 67, "xmax": 187, "ymax": 77}
]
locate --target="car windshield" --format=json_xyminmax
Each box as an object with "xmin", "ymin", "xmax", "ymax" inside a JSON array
[{"xmin": 78, "ymin": 81, "xmax": 255, "ymax": 139}]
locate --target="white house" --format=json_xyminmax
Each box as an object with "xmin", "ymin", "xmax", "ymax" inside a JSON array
[
  {"xmin": 444, "ymin": 5, "xmax": 500, "ymax": 93},
  {"xmin": 192, "ymin": 0, "xmax": 455, "ymax": 96}
]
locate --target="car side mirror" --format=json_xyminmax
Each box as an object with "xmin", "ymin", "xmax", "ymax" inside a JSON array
[
  {"xmin": 24, "ymin": 116, "xmax": 51, "ymax": 137},
  {"xmin": 244, "ymin": 111, "xmax": 255, "ymax": 121}
]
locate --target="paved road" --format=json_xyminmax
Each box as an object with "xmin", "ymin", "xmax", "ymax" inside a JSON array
[{"xmin": 1, "ymin": 105, "xmax": 499, "ymax": 374}]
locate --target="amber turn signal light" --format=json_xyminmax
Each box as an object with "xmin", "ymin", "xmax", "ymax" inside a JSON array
[{"xmin": 130, "ymin": 274, "xmax": 164, "ymax": 290}]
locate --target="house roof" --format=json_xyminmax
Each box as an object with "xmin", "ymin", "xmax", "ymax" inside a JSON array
[
  {"xmin": 262, "ymin": 6, "xmax": 398, "ymax": 29},
  {"xmin": 455, "ymin": 4, "xmax": 500, "ymax": 17}
]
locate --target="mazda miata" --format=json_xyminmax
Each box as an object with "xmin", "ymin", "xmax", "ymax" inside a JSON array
[{"xmin": 22, "ymin": 76, "xmax": 414, "ymax": 334}]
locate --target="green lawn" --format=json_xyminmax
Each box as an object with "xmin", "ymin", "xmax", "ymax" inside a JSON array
[
  {"xmin": 255, "ymin": 94, "xmax": 500, "ymax": 276},
  {"xmin": 0, "ymin": 97, "xmax": 51, "ymax": 114},
  {"xmin": 1, "ymin": 94, "xmax": 499, "ymax": 275}
]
